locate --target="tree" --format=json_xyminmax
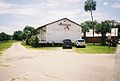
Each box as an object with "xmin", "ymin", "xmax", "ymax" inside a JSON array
[
  {"xmin": 84, "ymin": 0, "xmax": 96, "ymax": 44},
  {"xmin": 13, "ymin": 31, "xmax": 23, "ymax": 41},
  {"xmin": 0, "ymin": 32, "xmax": 11, "ymax": 41},
  {"xmin": 81, "ymin": 21, "xmax": 91, "ymax": 41},
  {"xmin": 23, "ymin": 25, "xmax": 35, "ymax": 45},
  {"xmin": 95, "ymin": 20, "xmax": 112, "ymax": 45},
  {"xmin": 81, "ymin": 21, "xmax": 97, "ymax": 41}
]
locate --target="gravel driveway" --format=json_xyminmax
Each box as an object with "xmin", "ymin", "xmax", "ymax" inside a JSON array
[{"xmin": 0, "ymin": 43, "xmax": 115, "ymax": 81}]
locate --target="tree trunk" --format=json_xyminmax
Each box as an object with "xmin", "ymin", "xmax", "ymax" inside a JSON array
[
  {"xmin": 84, "ymin": 32, "xmax": 86, "ymax": 42},
  {"xmin": 90, "ymin": 9, "xmax": 94, "ymax": 22},
  {"xmin": 101, "ymin": 33, "xmax": 106, "ymax": 45},
  {"xmin": 90, "ymin": 9, "xmax": 95, "ymax": 45}
]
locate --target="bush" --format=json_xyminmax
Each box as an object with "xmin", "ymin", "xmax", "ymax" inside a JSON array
[{"xmin": 28, "ymin": 36, "xmax": 39, "ymax": 47}]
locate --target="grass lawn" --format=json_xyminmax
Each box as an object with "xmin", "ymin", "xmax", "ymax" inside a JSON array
[
  {"xmin": 21, "ymin": 42, "xmax": 60, "ymax": 50},
  {"xmin": 0, "ymin": 41, "xmax": 15, "ymax": 54},
  {"xmin": 74, "ymin": 43, "xmax": 117, "ymax": 54},
  {"xmin": 21, "ymin": 42, "xmax": 117, "ymax": 54}
]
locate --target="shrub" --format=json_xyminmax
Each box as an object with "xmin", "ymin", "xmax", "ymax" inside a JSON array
[{"xmin": 28, "ymin": 36, "xmax": 39, "ymax": 47}]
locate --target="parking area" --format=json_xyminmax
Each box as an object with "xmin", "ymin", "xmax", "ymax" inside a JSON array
[{"xmin": 0, "ymin": 43, "xmax": 115, "ymax": 81}]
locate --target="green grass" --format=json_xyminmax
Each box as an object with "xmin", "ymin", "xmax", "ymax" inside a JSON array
[
  {"xmin": 21, "ymin": 42, "xmax": 117, "ymax": 54},
  {"xmin": 74, "ymin": 43, "xmax": 117, "ymax": 54},
  {"xmin": 0, "ymin": 41, "xmax": 15, "ymax": 54},
  {"xmin": 21, "ymin": 42, "xmax": 60, "ymax": 50}
]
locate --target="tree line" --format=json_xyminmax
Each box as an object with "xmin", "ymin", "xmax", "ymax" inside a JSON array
[
  {"xmin": 0, "ymin": 25, "xmax": 39, "ymax": 47},
  {"xmin": 13, "ymin": 25, "xmax": 39, "ymax": 47},
  {"xmin": 0, "ymin": 32, "xmax": 12, "ymax": 41}
]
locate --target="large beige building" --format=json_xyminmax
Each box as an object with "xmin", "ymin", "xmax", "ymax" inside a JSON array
[{"xmin": 36, "ymin": 18, "xmax": 82, "ymax": 43}]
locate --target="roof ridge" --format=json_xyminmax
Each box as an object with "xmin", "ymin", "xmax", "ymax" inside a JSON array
[{"xmin": 36, "ymin": 18, "xmax": 81, "ymax": 30}]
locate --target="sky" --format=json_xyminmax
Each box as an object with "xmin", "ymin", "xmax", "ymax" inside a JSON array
[{"xmin": 0, "ymin": 0, "xmax": 120, "ymax": 34}]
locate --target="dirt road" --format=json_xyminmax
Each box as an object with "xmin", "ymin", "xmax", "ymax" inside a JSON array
[{"xmin": 0, "ymin": 43, "xmax": 115, "ymax": 81}]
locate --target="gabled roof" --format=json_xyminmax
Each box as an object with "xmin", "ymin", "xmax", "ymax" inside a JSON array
[{"xmin": 37, "ymin": 18, "xmax": 81, "ymax": 30}]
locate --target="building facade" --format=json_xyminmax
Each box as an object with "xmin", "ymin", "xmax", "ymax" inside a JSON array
[{"xmin": 36, "ymin": 18, "xmax": 82, "ymax": 43}]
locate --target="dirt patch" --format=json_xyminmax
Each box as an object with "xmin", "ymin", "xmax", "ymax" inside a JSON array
[{"xmin": 10, "ymin": 77, "xmax": 27, "ymax": 81}]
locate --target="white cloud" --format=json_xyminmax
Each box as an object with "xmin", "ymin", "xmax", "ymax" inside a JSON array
[
  {"xmin": 0, "ymin": 8, "xmax": 39, "ymax": 16},
  {"xmin": 0, "ymin": 1, "xmax": 39, "ymax": 16},
  {"xmin": 103, "ymin": 2, "xmax": 108, "ymax": 6},
  {"xmin": 46, "ymin": 0, "xmax": 80, "ymax": 4},
  {"xmin": 0, "ymin": 1, "xmax": 11, "ymax": 9},
  {"xmin": 0, "ymin": 0, "xmax": 81, "ymax": 16},
  {"xmin": 112, "ymin": 2, "xmax": 120, "ymax": 8}
]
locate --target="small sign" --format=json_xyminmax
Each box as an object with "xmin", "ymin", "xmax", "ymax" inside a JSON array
[
  {"xmin": 59, "ymin": 22, "xmax": 71, "ymax": 30},
  {"xmin": 59, "ymin": 23, "xmax": 71, "ymax": 26}
]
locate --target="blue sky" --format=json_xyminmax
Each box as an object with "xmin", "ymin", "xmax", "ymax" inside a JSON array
[{"xmin": 0, "ymin": 0, "xmax": 120, "ymax": 34}]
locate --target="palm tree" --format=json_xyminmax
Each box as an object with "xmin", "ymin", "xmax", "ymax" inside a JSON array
[
  {"xmin": 84, "ymin": 0, "xmax": 96, "ymax": 44},
  {"xmin": 95, "ymin": 20, "xmax": 112, "ymax": 45},
  {"xmin": 81, "ymin": 21, "xmax": 98, "ymax": 41},
  {"xmin": 81, "ymin": 21, "xmax": 92, "ymax": 41}
]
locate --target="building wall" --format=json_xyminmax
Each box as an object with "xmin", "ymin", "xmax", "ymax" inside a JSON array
[
  {"xmin": 83, "ymin": 28, "xmax": 118, "ymax": 43},
  {"xmin": 46, "ymin": 19, "xmax": 81, "ymax": 43},
  {"xmin": 37, "ymin": 27, "xmax": 46, "ymax": 43},
  {"xmin": 85, "ymin": 36, "xmax": 117, "ymax": 43}
]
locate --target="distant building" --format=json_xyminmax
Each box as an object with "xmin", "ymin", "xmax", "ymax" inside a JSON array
[
  {"xmin": 36, "ymin": 18, "xmax": 82, "ymax": 43},
  {"xmin": 83, "ymin": 28, "xmax": 118, "ymax": 43}
]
